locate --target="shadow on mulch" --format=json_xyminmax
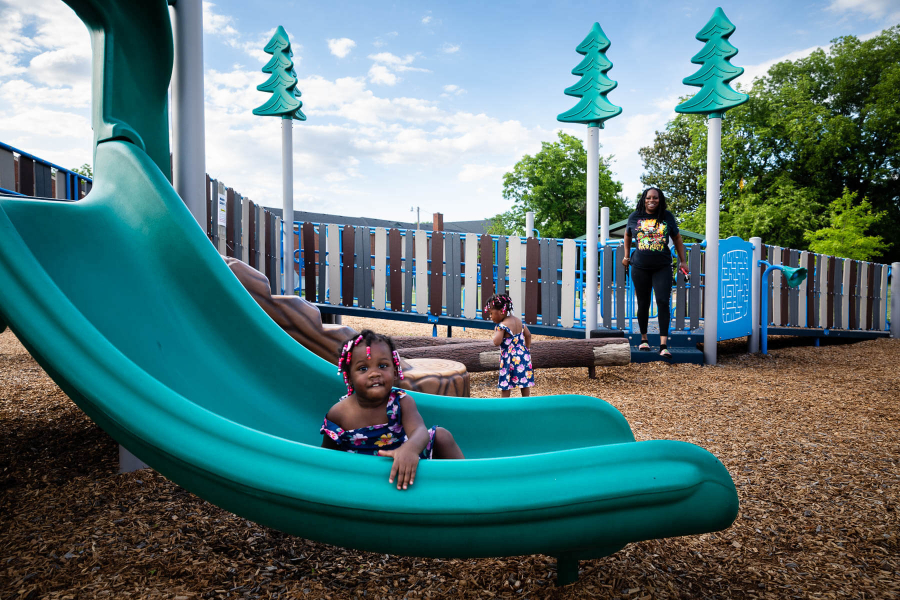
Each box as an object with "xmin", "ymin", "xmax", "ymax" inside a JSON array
[{"xmin": 2, "ymin": 328, "xmax": 899, "ymax": 600}]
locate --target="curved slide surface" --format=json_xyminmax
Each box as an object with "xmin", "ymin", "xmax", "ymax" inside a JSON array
[{"xmin": 0, "ymin": 0, "xmax": 738, "ymax": 581}]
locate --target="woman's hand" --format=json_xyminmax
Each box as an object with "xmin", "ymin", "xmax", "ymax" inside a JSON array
[
  {"xmin": 622, "ymin": 256, "xmax": 630, "ymax": 267},
  {"xmin": 678, "ymin": 260, "xmax": 688, "ymax": 276},
  {"xmin": 378, "ymin": 446, "xmax": 420, "ymax": 490}
]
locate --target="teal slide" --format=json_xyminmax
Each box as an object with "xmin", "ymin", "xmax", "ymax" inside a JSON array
[{"xmin": 0, "ymin": 0, "xmax": 737, "ymax": 584}]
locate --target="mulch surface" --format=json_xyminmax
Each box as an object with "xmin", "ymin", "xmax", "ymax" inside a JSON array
[{"xmin": 1, "ymin": 321, "xmax": 898, "ymax": 599}]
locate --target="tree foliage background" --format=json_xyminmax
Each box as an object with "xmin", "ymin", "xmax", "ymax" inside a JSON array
[
  {"xmin": 639, "ymin": 26, "xmax": 899, "ymax": 262},
  {"xmin": 488, "ymin": 131, "xmax": 629, "ymax": 238}
]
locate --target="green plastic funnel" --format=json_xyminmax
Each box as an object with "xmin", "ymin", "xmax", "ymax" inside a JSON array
[{"xmin": 781, "ymin": 266, "xmax": 808, "ymax": 288}]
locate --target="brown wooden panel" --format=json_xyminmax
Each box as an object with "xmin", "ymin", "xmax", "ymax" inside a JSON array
[
  {"xmin": 294, "ymin": 225, "xmax": 300, "ymax": 276},
  {"xmin": 480, "ymin": 234, "xmax": 494, "ymax": 303},
  {"xmin": 342, "ymin": 225, "xmax": 355, "ymax": 307},
  {"xmin": 389, "ymin": 228, "xmax": 403, "ymax": 311},
  {"xmin": 866, "ymin": 262, "xmax": 875, "ymax": 330},
  {"xmin": 826, "ymin": 256, "xmax": 835, "ymax": 329},
  {"xmin": 807, "ymin": 254, "xmax": 816, "ymax": 327},
  {"xmin": 18, "ymin": 156, "xmax": 34, "ymax": 196},
  {"xmin": 225, "ymin": 188, "xmax": 236, "ymax": 257},
  {"xmin": 848, "ymin": 260, "xmax": 858, "ymax": 329},
  {"xmin": 302, "ymin": 222, "xmax": 317, "ymax": 301},
  {"xmin": 524, "ymin": 238, "xmax": 540, "ymax": 325},
  {"xmin": 429, "ymin": 232, "xmax": 444, "ymax": 316}
]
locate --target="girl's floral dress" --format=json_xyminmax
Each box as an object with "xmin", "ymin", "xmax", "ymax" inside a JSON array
[
  {"xmin": 320, "ymin": 389, "xmax": 437, "ymax": 458},
  {"xmin": 497, "ymin": 324, "xmax": 535, "ymax": 390}
]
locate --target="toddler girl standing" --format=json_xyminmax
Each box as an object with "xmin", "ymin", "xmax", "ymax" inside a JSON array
[
  {"xmin": 320, "ymin": 330, "xmax": 464, "ymax": 490},
  {"xmin": 484, "ymin": 294, "xmax": 534, "ymax": 397}
]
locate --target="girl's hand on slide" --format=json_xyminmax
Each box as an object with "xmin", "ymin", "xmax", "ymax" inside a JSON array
[{"xmin": 378, "ymin": 447, "xmax": 420, "ymax": 490}]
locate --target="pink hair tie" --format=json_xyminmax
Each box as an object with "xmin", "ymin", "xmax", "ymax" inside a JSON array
[
  {"xmin": 392, "ymin": 350, "xmax": 404, "ymax": 380},
  {"xmin": 366, "ymin": 346, "xmax": 371, "ymax": 359}
]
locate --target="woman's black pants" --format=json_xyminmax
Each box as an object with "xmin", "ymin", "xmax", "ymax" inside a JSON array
[{"xmin": 631, "ymin": 265, "xmax": 672, "ymax": 338}]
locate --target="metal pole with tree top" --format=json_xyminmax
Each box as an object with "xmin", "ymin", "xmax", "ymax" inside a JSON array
[
  {"xmin": 675, "ymin": 7, "xmax": 748, "ymax": 365},
  {"xmin": 557, "ymin": 22, "xmax": 622, "ymax": 339},
  {"xmin": 253, "ymin": 25, "xmax": 306, "ymax": 295}
]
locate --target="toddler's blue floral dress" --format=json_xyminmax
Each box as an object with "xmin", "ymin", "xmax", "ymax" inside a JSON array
[
  {"xmin": 321, "ymin": 389, "xmax": 437, "ymax": 458},
  {"xmin": 497, "ymin": 324, "xmax": 534, "ymax": 390}
]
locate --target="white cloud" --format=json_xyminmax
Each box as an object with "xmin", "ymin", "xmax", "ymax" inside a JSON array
[
  {"xmin": 441, "ymin": 43, "xmax": 460, "ymax": 54},
  {"xmin": 441, "ymin": 84, "xmax": 466, "ymax": 97},
  {"xmin": 421, "ymin": 15, "xmax": 433, "ymax": 25},
  {"xmin": 368, "ymin": 64, "xmax": 398, "ymax": 86},
  {"xmin": 827, "ymin": 0, "xmax": 900, "ymax": 22},
  {"xmin": 368, "ymin": 52, "xmax": 430, "ymax": 73},
  {"xmin": 373, "ymin": 32, "xmax": 398, "ymax": 48},
  {"xmin": 327, "ymin": 38, "xmax": 356, "ymax": 58},
  {"xmin": 458, "ymin": 164, "xmax": 509, "ymax": 182}
]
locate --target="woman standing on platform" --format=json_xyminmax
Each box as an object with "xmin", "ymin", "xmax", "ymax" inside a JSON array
[{"xmin": 622, "ymin": 187, "xmax": 687, "ymax": 359}]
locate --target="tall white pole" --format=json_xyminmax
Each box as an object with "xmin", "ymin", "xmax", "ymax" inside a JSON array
[
  {"xmin": 749, "ymin": 236, "xmax": 762, "ymax": 353},
  {"xmin": 170, "ymin": 0, "xmax": 207, "ymax": 226},
  {"xmin": 703, "ymin": 117, "xmax": 721, "ymax": 364},
  {"xmin": 891, "ymin": 262, "xmax": 900, "ymax": 338},
  {"xmin": 525, "ymin": 212, "xmax": 535, "ymax": 238},
  {"xmin": 282, "ymin": 118, "xmax": 294, "ymax": 295},
  {"xmin": 585, "ymin": 126, "xmax": 600, "ymax": 338}
]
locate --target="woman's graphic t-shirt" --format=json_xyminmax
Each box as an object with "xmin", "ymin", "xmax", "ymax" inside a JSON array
[{"xmin": 626, "ymin": 210, "xmax": 680, "ymax": 269}]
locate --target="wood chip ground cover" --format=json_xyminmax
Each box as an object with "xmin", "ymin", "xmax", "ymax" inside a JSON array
[{"xmin": 1, "ymin": 320, "xmax": 898, "ymax": 599}]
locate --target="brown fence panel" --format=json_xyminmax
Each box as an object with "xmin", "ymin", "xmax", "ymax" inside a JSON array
[
  {"xmin": 302, "ymin": 222, "xmax": 316, "ymax": 301},
  {"xmin": 342, "ymin": 225, "xmax": 355, "ymax": 307},
  {"xmin": 866, "ymin": 263, "xmax": 875, "ymax": 330},
  {"xmin": 389, "ymin": 228, "xmax": 403, "ymax": 311},
  {"xmin": 18, "ymin": 156, "xmax": 34, "ymax": 196},
  {"xmin": 480, "ymin": 234, "xmax": 494, "ymax": 303},
  {"xmin": 848, "ymin": 260, "xmax": 858, "ymax": 329}
]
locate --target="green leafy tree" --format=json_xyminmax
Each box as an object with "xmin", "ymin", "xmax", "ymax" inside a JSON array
[
  {"xmin": 804, "ymin": 189, "xmax": 890, "ymax": 260},
  {"xmin": 71, "ymin": 163, "xmax": 93, "ymax": 178},
  {"xmin": 639, "ymin": 26, "xmax": 900, "ymax": 261},
  {"xmin": 253, "ymin": 26, "xmax": 306, "ymax": 120},
  {"xmin": 638, "ymin": 112, "xmax": 705, "ymax": 215},
  {"xmin": 493, "ymin": 131, "xmax": 629, "ymax": 240}
]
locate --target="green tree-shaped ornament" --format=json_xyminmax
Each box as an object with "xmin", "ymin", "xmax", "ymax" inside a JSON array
[
  {"xmin": 253, "ymin": 25, "xmax": 306, "ymax": 120},
  {"xmin": 675, "ymin": 7, "xmax": 748, "ymax": 118},
  {"xmin": 557, "ymin": 22, "xmax": 622, "ymax": 128}
]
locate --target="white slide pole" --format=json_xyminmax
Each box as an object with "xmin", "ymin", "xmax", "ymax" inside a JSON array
[
  {"xmin": 170, "ymin": 0, "xmax": 207, "ymax": 226},
  {"xmin": 282, "ymin": 118, "xmax": 294, "ymax": 295},
  {"xmin": 525, "ymin": 211, "xmax": 534, "ymax": 239},
  {"xmin": 585, "ymin": 126, "xmax": 600, "ymax": 338},
  {"xmin": 600, "ymin": 206, "xmax": 610, "ymax": 245},
  {"xmin": 703, "ymin": 117, "xmax": 721, "ymax": 365}
]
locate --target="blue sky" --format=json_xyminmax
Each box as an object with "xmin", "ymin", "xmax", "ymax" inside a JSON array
[{"xmin": 1, "ymin": 0, "xmax": 897, "ymax": 223}]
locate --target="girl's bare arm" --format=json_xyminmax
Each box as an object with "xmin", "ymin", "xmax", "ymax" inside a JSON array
[{"xmin": 523, "ymin": 324, "xmax": 532, "ymax": 349}]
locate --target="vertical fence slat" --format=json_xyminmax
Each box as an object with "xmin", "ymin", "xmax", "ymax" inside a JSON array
[
  {"xmin": 815, "ymin": 255, "xmax": 825, "ymax": 327},
  {"xmin": 454, "ymin": 233, "xmax": 464, "ymax": 317},
  {"xmin": 275, "ymin": 216, "xmax": 283, "ymax": 293},
  {"xmin": 480, "ymin": 234, "xmax": 494, "ymax": 303},
  {"xmin": 325, "ymin": 224, "xmax": 340, "ymax": 304},
  {"xmin": 18, "ymin": 156, "xmax": 34, "ymax": 196},
  {"xmin": 444, "ymin": 233, "xmax": 455, "ymax": 317},
  {"xmin": 676, "ymin": 257, "xmax": 687, "ymax": 331},
  {"xmin": 353, "ymin": 227, "xmax": 368, "ymax": 308},
  {"xmin": 464, "ymin": 233, "xmax": 478, "ymax": 318},
  {"xmin": 241, "ymin": 197, "xmax": 250, "ymax": 263},
  {"xmin": 254, "ymin": 204, "xmax": 263, "ymax": 272},
  {"xmin": 788, "ymin": 249, "xmax": 798, "ymax": 325},
  {"xmin": 205, "ymin": 176, "xmax": 213, "ymax": 241},
  {"xmin": 340, "ymin": 225, "xmax": 354, "ymax": 306},
  {"xmin": 217, "ymin": 181, "xmax": 227, "ymax": 255},
  {"xmin": 550, "ymin": 240, "xmax": 562, "ymax": 327},
  {"xmin": 247, "ymin": 201, "xmax": 257, "ymax": 269},
  {"xmin": 316, "ymin": 223, "xmax": 327, "ymax": 302},
  {"xmin": 389, "ymin": 228, "xmax": 403, "ymax": 311},
  {"xmin": 404, "ymin": 232, "xmax": 414, "ymax": 312},
  {"xmin": 880, "ymin": 264, "xmax": 888, "ymax": 330},
  {"xmin": 524, "ymin": 238, "xmax": 539, "ymax": 325},
  {"xmin": 839, "ymin": 259, "xmax": 850, "ymax": 329},
  {"xmin": 415, "ymin": 231, "xmax": 428, "ymax": 314},
  {"xmin": 861, "ymin": 262, "xmax": 870, "ymax": 330},
  {"xmin": 798, "ymin": 251, "xmax": 808, "ymax": 327},
  {"xmin": 561, "ymin": 239, "xmax": 576, "ymax": 328},
  {"xmin": 689, "ymin": 244, "xmax": 702, "ymax": 330},
  {"xmin": 614, "ymin": 245, "xmax": 626, "ymax": 331},
  {"xmin": 225, "ymin": 188, "xmax": 235, "ymax": 257},
  {"xmin": 373, "ymin": 227, "xmax": 387, "ymax": 310},
  {"xmin": 770, "ymin": 246, "xmax": 780, "ymax": 325},
  {"xmin": 235, "ymin": 194, "xmax": 245, "ymax": 262},
  {"xmin": 429, "ymin": 232, "xmax": 444, "ymax": 316},
  {"xmin": 834, "ymin": 258, "xmax": 844, "ymax": 328},
  {"xmin": 497, "ymin": 236, "xmax": 507, "ymax": 295},
  {"xmin": 539, "ymin": 239, "xmax": 550, "ymax": 326},
  {"xmin": 871, "ymin": 264, "xmax": 882, "ymax": 330},
  {"xmin": 600, "ymin": 245, "xmax": 612, "ymax": 329},
  {"xmin": 0, "ymin": 147, "xmax": 15, "ymax": 192},
  {"xmin": 848, "ymin": 260, "xmax": 857, "ymax": 329},
  {"xmin": 825, "ymin": 256, "xmax": 835, "ymax": 329},
  {"xmin": 302, "ymin": 222, "xmax": 315, "ymax": 300},
  {"xmin": 508, "ymin": 237, "xmax": 524, "ymax": 317},
  {"xmin": 34, "ymin": 162, "xmax": 52, "ymax": 197},
  {"xmin": 263, "ymin": 210, "xmax": 272, "ymax": 284}
]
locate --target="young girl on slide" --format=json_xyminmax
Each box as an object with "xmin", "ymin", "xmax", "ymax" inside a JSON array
[
  {"xmin": 485, "ymin": 294, "xmax": 534, "ymax": 397},
  {"xmin": 320, "ymin": 330, "xmax": 464, "ymax": 490}
]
